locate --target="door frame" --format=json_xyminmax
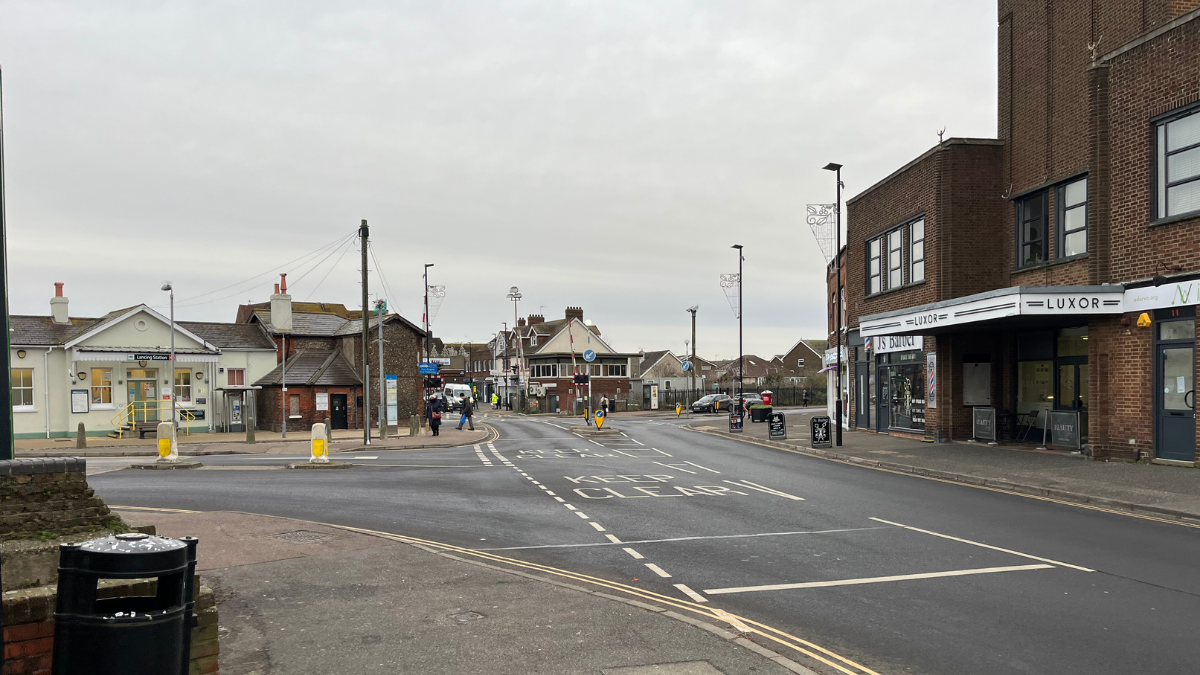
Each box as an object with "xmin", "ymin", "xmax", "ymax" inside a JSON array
[
  {"xmin": 330, "ymin": 393, "xmax": 349, "ymax": 430},
  {"xmin": 1154, "ymin": 307, "xmax": 1196, "ymax": 462}
]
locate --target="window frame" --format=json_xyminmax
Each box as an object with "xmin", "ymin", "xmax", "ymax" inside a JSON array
[
  {"xmin": 91, "ymin": 367, "xmax": 114, "ymax": 408},
  {"xmin": 866, "ymin": 237, "xmax": 882, "ymax": 295},
  {"xmin": 174, "ymin": 368, "xmax": 192, "ymax": 405},
  {"xmin": 1154, "ymin": 104, "xmax": 1200, "ymax": 221},
  {"xmin": 1016, "ymin": 190, "xmax": 1048, "ymax": 269},
  {"xmin": 887, "ymin": 229, "xmax": 904, "ymax": 289},
  {"xmin": 227, "ymin": 368, "xmax": 245, "ymax": 386},
  {"xmin": 1056, "ymin": 176, "xmax": 1088, "ymax": 259},
  {"xmin": 909, "ymin": 218, "xmax": 925, "ymax": 283},
  {"xmin": 11, "ymin": 368, "xmax": 35, "ymax": 412}
]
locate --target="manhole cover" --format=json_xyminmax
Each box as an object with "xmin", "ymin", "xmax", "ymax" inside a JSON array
[
  {"xmin": 271, "ymin": 530, "xmax": 332, "ymax": 544},
  {"xmin": 450, "ymin": 611, "xmax": 484, "ymax": 624}
]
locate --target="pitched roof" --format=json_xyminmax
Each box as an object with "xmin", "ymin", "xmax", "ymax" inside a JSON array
[
  {"xmin": 251, "ymin": 310, "xmax": 350, "ymax": 336},
  {"xmin": 639, "ymin": 350, "xmax": 672, "ymax": 372},
  {"xmin": 10, "ymin": 315, "xmax": 107, "ymax": 346},
  {"xmin": 178, "ymin": 321, "xmax": 276, "ymax": 349},
  {"xmin": 253, "ymin": 349, "xmax": 362, "ymax": 386},
  {"xmin": 333, "ymin": 313, "xmax": 427, "ymax": 337}
]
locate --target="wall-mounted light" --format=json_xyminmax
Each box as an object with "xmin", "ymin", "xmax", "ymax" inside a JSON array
[
  {"xmin": 16, "ymin": 350, "xmax": 26, "ymax": 359},
  {"xmin": 77, "ymin": 371, "xmax": 87, "ymax": 380},
  {"xmin": 195, "ymin": 371, "xmax": 205, "ymax": 380}
]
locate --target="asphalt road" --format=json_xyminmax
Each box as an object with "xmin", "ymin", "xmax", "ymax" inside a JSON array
[{"xmin": 89, "ymin": 415, "xmax": 1200, "ymax": 675}]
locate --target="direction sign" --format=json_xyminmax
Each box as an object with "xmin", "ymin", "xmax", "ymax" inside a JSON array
[
  {"xmin": 583, "ymin": 349, "xmax": 596, "ymax": 362},
  {"xmin": 682, "ymin": 361, "xmax": 692, "ymax": 371},
  {"xmin": 418, "ymin": 362, "xmax": 439, "ymax": 375}
]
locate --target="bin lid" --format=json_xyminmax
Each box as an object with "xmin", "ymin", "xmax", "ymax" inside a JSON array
[{"xmin": 60, "ymin": 533, "xmax": 192, "ymax": 577}]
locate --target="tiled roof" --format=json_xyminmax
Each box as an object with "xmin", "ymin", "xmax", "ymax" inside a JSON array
[
  {"xmin": 10, "ymin": 306, "xmax": 142, "ymax": 346},
  {"xmin": 253, "ymin": 349, "xmax": 362, "ymax": 386},
  {"xmin": 178, "ymin": 322, "xmax": 275, "ymax": 349},
  {"xmin": 253, "ymin": 310, "xmax": 350, "ymax": 337},
  {"xmin": 336, "ymin": 314, "xmax": 427, "ymax": 337}
]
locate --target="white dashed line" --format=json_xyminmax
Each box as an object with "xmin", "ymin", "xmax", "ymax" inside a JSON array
[
  {"xmin": 564, "ymin": 504, "xmax": 577, "ymax": 510},
  {"xmin": 605, "ymin": 534, "xmax": 622, "ymax": 544},
  {"xmin": 589, "ymin": 522, "xmax": 607, "ymax": 532},
  {"xmin": 554, "ymin": 497, "xmax": 565, "ymax": 502},
  {"xmin": 576, "ymin": 512, "xmax": 590, "ymax": 519},
  {"xmin": 544, "ymin": 491, "xmax": 556, "ymax": 496},
  {"xmin": 623, "ymin": 548, "xmax": 644, "ymax": 560},
  {"xmin": 674, "ymin": 584, "xmax": 707, "ymax": 603},
  {"xmin": 644, "ymin": 563, "xmax": 672, "ymax": 578}
]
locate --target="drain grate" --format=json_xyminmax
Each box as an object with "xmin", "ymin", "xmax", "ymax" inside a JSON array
[{"xmin": 271, "ymin": 530, "xmax": 333, "ymax": 544}]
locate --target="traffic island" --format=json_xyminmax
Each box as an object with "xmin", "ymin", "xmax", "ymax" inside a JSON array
[
  {"xmin": 286, "ymin": 461, "xmax": 352, "ymax": 470},
  {"xmin": 129, "ymin": 461, "xmax": 204, "ymax": 470}
]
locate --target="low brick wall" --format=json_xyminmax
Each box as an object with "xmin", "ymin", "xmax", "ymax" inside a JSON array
[
  {"xmin": 0, "ymin": 459, "xmax": 113, "ymax": 541},
  {"xmin": 2, "ymin": 577, "xmax": 219, "ymax": 675}
]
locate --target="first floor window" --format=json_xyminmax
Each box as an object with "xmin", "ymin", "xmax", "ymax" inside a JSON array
[
  {"xmin": 887, "ymin": 229, "xmax": 903, "ymax": 289},
  {"xmin": 1058, "ymin": 177, "xmax": 1088, "ymax": 258},
  {"xmin": 1017, "ymin": 190, "xmax": 1047, "ymax": 267},
  {"xmin": 91, "ymin": 368, "xmax": 113, "ymax": 405},
  {"xmin": 606, "ymin": 364, "xmax": 627, "ymax": 377},
  {"xmin": 11, "ymin": 368, "xmax": 34, "ymax": 409},
  {"xmin": 174, "ymin": 369, "xmax": 191, "ymax": 403},
  {"xmin": 227, "ymin": 369, "xmax": 245, "ymax": 386},
  {"xmin": 1156, "ymin": 106, "xmax": 1200, "ymax": 219},
  {"xmin": 909, "ymin": 218, "xmax": 925, "ymax": 282},
  {"xmin": 867, "ymin": 237, "xmax": 882, "ymax": 294}
]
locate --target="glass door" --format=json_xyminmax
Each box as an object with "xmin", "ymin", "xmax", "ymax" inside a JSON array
[
  {"xmin": 126, "ymin": 369, "xmax": 159, "ymax": 422},
  {"xmin": 1156, "ymin": 343, "xmax": 1195, "ymax": 461}
]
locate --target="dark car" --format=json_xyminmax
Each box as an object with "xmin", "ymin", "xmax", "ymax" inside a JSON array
[{"xmin": 691, "ymin": 394, "xmax": 732, "ymax": 413}]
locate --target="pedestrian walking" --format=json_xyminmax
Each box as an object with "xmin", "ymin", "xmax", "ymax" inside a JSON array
[
  {"xmin": 600, "ymin": 395, "xmax": 609, "ymax": 416},
  {"xmin": 457, "ymin": 394, "xmax": 475, "ymax": 431},
  {"xmin": 425, "ymin": 395, "xmax": 445, "ymax": 436},
  {"xmin": 802, "ymin": 390, "xmax": 810, "ymax": 407},
  {"xmin": 492, "ymin": 392, "xmax": 499, "ymax": 410}
]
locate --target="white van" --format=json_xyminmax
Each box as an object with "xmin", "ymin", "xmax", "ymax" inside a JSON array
[{"xmin": 442, "ymin": 383, "xmax": 474, "ymax": 411}]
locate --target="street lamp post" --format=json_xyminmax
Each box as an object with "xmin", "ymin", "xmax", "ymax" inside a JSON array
[
  {"xmin": 686, "ymin": 306, "xmax": 698, "ymax": 399},
  {"xmin": 731, "ymin": 246, "xmax": 743, "ymax": 404},
  {"xmin": 507, "ymin": 287, "xmax": 522, "ymax": 408},
  {"xmin": 161, "ymin": 282, "xmax": 176, "ymax": 429},
  {"xmin": 424, "ymin": 264, "xmax": 434, "ymax": 364},
  {"xmin": 823, "ymin": 162, "xmax": 844, "ymax": 447}
]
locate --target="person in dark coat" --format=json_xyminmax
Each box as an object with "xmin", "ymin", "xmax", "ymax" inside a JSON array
[
  {"xmin": 456, "ymin": 394, "xmax": 475, "ymax": 431},
  {"xmin": 425, "ymin": 395, "xmax": 446, "ymax": 436}
]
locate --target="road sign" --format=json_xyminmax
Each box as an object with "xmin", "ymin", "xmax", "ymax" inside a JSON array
[
  {"xmin": 768, "ymin": 412, "xmax": 787, "ymax": 440},
  {"xmin": 583, "ymin": 349, "xmax": 596, "ymax": 362},
  {"xmin": 419, "ymin": 362, "xmax": 439, "ymax": 375},
  {"xmin": 682, "ymin": 361, "xmax": 692, "ymax": 371},
  {"xmin": 595, "ymin": 408, "xmax": 606, "ymax": 429},
  {"xmin": 810, "ymin": 416, "xmax": 832, "ymax": 448}
]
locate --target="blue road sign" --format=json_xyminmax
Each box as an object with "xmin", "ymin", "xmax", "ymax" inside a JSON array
[
  {"xmin": 583, "ymin": 349, "xmax": 596, "ymax": 362},
  {"xmin": 418, "ymin": 362, "xmax": 439, "ymax": 375},
  {"xmin": 682, "ymin": 361, "xmax": 692, "ymax": 371}
]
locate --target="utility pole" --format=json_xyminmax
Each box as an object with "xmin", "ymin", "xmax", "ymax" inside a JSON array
[
  {"xmin": 731, "ymin": 246, "xmax": 744, "ymax": 404},
  {"xmin": 376, "ymin": 299, "xmax": 387, "ymax": 441},
  {"xmin": 823, "ymin": 162, "xmax": 844, "ymax": 447},
  {"xmin": 360, "ymin": 220, "xmax": 370, "ymax": 446},
  {"xmin": 507, "ymin": 287, "xmax": 522, "ymax": 409},
  {"xmin": 687, "ymin": 306, "xmax": 698, "ymax": 400},
  {"xmin": 162, "ymin": 283, "xmax": 176, "ymax": 429},
  {"xmin": 424, "ymin": 264, "xmax": 434, "ymax": 364}
]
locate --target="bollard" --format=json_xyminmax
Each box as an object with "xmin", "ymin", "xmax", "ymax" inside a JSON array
[
  {"xmin": 76, "ymin": 422, "xmax": 87, "ymax": 449},
  {"xmin": 325, "ymin": 417, "xmax": 332, "ymax": 451},
  {"xmin": 310, "ymin": 423, "xmax": 329, "ymax": 463},
  {"xmin": 156, "ymin": 422, "xmax": 178, "ymax": 462},
  {"xmin": 410, "ymin": 415, "xmax": 420, "ymax": 437}
]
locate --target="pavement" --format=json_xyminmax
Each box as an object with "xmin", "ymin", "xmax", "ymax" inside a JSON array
[
  {"xmin": 89, "ymin": 415, "xmax": 1200, "ymax": 675},
  {"xmin": 117, "ymin": 509, "xmax": 808, "ymax": 675},
  {"xmin": 687, "ymin": 408, "xmax": 1200, "ymax": 522}
]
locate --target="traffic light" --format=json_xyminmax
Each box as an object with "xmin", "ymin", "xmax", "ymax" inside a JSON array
[
  {"xmin": 573, "ymin": 373, "xmax": 590, "ymax": 385},
  {"xmin": 424, "ymin": 376, "xmax": 444, "ymax": 389}
]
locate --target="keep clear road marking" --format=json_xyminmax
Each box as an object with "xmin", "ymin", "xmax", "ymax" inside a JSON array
[
  {"xmin": 704, "ymin": 564, "xmax": 1054, "ymax": 595},
  {"xmin": 674, "ymin": 584, "xmax": 707, "ymax": 603},
  {"xmin": 653, "ymin": 461, "xmax": 720, "ymax": 474},
  {"xmin": 869, "ymin": 517, "xmax": 1095, "ymax": 572},
  {"xmin": 644, "ymin": 563, "xmax": 672, "ymax": 578},
  {"xmin": 722, "ymin": 479, "xmax": 804, "ymax": 501}
]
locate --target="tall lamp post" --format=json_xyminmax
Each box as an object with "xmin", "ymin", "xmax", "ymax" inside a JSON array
[
  {"xmin": 731, "ymin": 245, "xmax": 743, "ymax": 404},
  {"xmin": 507, "ymin": 287, "xmax": 522, "ymax": 407},
  {"xmin": 686, "ymin": 306, "xmax": 698, "ymax": 398},
  {"xmin": 823, "ymin": 162, "xmax": 843, "ymax": 447},
  {"xmin": 161, "ymin": 282, "xmax": 176, "ymax": 429},
  {"xmin": 423, "ymin": 264, "xmax": 435, "ymax": 364}
]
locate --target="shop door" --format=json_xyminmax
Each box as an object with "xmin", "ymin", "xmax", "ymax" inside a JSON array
[
  {"xmin": 1156, "ymin": 344, "xmax": 1195, "ymax": 461},
  {"xmin": 855, "ymin": 363, "xmax": 870, "ymax": 428},
  {"xmin": 876, "ymin": 367, "xmax": 890, "ymax": 433},
  {"xmin": 330, "ymin": 394, "xmax": 348, "ymax": 429},
  {"xmin": 127, "ymin": 376, "xmax": 158, "ymax": 423}
]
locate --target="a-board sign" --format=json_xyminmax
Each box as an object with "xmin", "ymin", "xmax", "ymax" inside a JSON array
[
  {"xmin": 768, "ymin": 412, "xmax": 787, "ymax": 440},
  {"xmin": 583, "ymin": 349, "xmax": 596, "ymax": 362},
  {"xmin": 810, "ymin": 416, "xmax": 832, "ymax": 448},
  {"xmin": 972, "ymin": 407, "xmax": 996, "ymax": 441},
  {"xmin": 418, "ymin": 362, "xmax": 439, "ymax": 375},
  {"xmin": 1049, "ymin": 410, "xmax": 1082, "ymax": 449},
  {"xmin": 728, "ymin": 409, "xmax": 743, "ymax": 433}
]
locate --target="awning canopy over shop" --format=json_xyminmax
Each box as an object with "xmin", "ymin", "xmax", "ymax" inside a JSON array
[
  {"xmin": 859, "ymin": 285, "xmax": 1126, "ymax": 337},
  {"xmin": 71, "ymin": 348, "xmax": 220, "ymax": 363}
]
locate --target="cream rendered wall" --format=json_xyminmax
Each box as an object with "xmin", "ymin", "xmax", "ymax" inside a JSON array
[
  {"xmin": 212, "ymin": 349, "xmax": 276, "ymax": 429},
  {"xmin": 75, "ymin": 310, "xmax": 208, "ymax": 352}
]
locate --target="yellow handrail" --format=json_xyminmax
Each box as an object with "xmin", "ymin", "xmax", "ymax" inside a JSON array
[{"xmin": 109, "ymin": 400, "xmax": 196, "ymax": 438}]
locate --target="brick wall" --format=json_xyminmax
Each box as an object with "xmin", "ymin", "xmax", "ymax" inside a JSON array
[
  {"xmin": 345, "ymin": 320, "xmax": 425, "ymax": 428},
  {"xmin": 257, "ymin": 385, "xmax": 363, "ymax": 433},
  {"xmin": 2, "ymin": 579, "xmax": 218, "ymax": 675},
  {"xmin": 0, "ymin": 460, "xmax": 112, "ymax": 541}
]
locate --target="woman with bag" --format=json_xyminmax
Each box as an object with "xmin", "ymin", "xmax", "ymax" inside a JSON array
[{"xmin": 425, "ymin": 394, "xmax": 445, "ymax": 436}]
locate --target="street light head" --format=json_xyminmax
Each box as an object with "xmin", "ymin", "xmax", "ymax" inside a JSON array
[
  {"xmin": 687, "ymin": 305, "xmax": 698, "ymax": 313},
  {"xmin": 731, "ymin": 244, "xmax": 743, "ymax": 250},
  {"xmin": 161, "ymin": 282, "xmax": 172, "ymax": 292},
  {"xmin": 509, "ymin": 286, "xmax": 519, "ymax": 295},
  {"xmin": 823, "ymin": 162, "xmax": 842, "ymax": 172},
  {"xmin": 425, "ymin": 263, "xmax": 435, "ymax": 269}
]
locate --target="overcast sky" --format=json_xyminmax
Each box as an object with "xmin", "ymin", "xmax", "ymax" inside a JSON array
[{"xmin": 1, "ymin": 1, "xmax": 996, "ymax": 359}]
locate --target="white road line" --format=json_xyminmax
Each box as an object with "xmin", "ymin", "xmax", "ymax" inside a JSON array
[
  {"xmin": 576, "ymin": 512, "xmax": 590, "ymax": 519},
  {"xmin": 723, "ymin": 479, "xmax": 804, "ymax": 501},
  {"xmin": 674, "ymin": 584, "xmax": 707, "ymax": 603},
  {"xmin": 629, "ymin": 439, "xmax": 644, "ymax": 445},
  {"xmin": 655, "ymin": 461, "xmax": 695, "ymax": 473},
  {"xmin": 705, "ymin": 564, "xmax": 1054, "ymax": 595},
  {"xmin": 685, "ymin": 461, "xmax": 720, "ymax": 473},
  {"xmin": 644, "ymin": 563, "xmax": 673, "ymax": 578},
  {"xmin": 711, "ymin": 608, "xmax": 749, "ymax": 630},
  {"xmin": 564, "ymin": 504, "xmax": 577, "ymax": 510},
  {"xmin": 869, "ymin": 517, "xmax": 1095, "ymax": 572},
  {"xmin": 588, "ymin": 440, "xmax": 604, "ymax": 446},
  {"xmin": 554, "ymin": 496, "xmax": 566, "ymax": 502},
  {"xmin": 544, "ymin": 491, "xmax": 556, "ymax": 496},
  {"xmin": 623, "ymin": 548, "xmax": 644, "ymax": 559},
  {"xmin": 477, "ymin": 527, "xmax": 887, "ymax": 551},
  {"xmin": 589, "ymin": 522, "xmax": 607, "ymax": 532},
  {"xmin": 651, "ymin": 448, "xmax": 671, "ymax": 457},
  {"xmin": 350, "ymin": 456, "xmax": 379, "ymax": 460},
  {"xmin": 605, "ymin": 534, "xmax": 622, "ymax": 544}
]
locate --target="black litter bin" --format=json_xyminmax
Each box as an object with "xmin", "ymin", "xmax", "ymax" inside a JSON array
[{"xmin": 53, "ymin": 532, "xmax": 198, "ymax": 675}]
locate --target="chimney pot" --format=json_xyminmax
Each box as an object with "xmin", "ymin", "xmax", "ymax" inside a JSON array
[
  {"xmin": 274, "ymin": 283, "xmax": 280, "ymax": 294},
  {"xmin": 54, "ymin": 282, "xmax": 64, "ymax": 297},
  {"xmin": 280, "ymin": 273, "xmax": 288, "ymax": 293}
]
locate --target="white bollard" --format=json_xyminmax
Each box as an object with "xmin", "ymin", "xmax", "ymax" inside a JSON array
[
  {"xmin": 156, "ymin": 422, "xmax": 178, "ymax": 462},
  {"xmin": 310, "ymin": 423, "xmax": 329, "ymax": 463}
]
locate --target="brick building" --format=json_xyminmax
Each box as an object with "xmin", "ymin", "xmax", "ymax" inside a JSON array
[
  {"xmin": 836, "ymin": 1, "xmax": 1200, "ymax": 463},
  {"xmin": 519, "ymin": 307, "xmax": 638, "ymax": 412}
]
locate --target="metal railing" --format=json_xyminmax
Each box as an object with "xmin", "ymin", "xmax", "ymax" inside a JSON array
[{"xmin": 110, "ymin": 401, "xmax": 196, "ymax": 437}]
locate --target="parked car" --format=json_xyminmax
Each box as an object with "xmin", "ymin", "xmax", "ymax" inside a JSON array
[
  {"xmin": 691, "ymin": 394, "xmax": 733, "ymax": 413},
  {"xmin": 442, "ymin": 383, "xmax": 475, "ymax": 411}
]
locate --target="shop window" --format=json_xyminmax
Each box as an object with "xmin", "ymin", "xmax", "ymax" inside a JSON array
[
  {"xmin": 887, "ymin": 229, "xmax": 904, "ymax": 289},
  {"xmin": 1160, "ymin": 319, "xmax": 1197, "ymax": 341},
  {"xmin": 1016, "ymin": 191, "xmax": 1047, "ymax": 268},
  {"xmin": 1057, "ymin": 178, "xmax": 1087, "ymax": 258},
  {"xmin": 606, "ymin": 364, "xmax": 627, "ymax": 377},
  {"xmin": 867, "ymin": 238, "xmax": 882, "ymax": 294},
  {"xmin": 289, "ymin": 394, "xmax": 301, "ymax": 417},
  {"xmin": 227, "ymin": 369, "xmax": 245, "ymax": 386},
  {"xmin": 1056, "ymin": 327, "xmax": 1089, "ymax": 357},
  {"xmin": 1155, "ymin": 105, "xmax": 1200, "ymax": 219},
  {"xmin": 909, "ymin": 218, "xmax": 925, "ymax": 283},
  {"xmin": 1017, "ymin": 361, "xmax": 1053, "ymax": 424},
  {"xmin": 91, "ymin": 368, "xmax": 113, "ymax": 406},
  {"xmin": 11, "ymin": 368, "xmax": 34, "ymax": 410},
  {"xmin": 174, "ymin": 369, "xmax": 191, "ymax": 403}
]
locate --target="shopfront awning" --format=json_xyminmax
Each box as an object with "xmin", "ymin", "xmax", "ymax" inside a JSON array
[
  {"xmin": 859, "ymin": 285, "xmax": 1125, "ymax": 337},
  {"xmin": 71, "ymin": 348, "xmax": 220, "ymax": 363}
]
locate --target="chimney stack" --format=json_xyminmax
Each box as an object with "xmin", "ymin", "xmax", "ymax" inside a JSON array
[
  {"xmin": 270, "ymin": 274, "xmax": 293, "ymax": 333},
  {"xmin": 528, "ymin": 314, "xmax": 545, "ymax": 325},
  {"xmin": 565, "ymin": 306, "xmax": 584, "ymax": 322},
  {"xmin": 50, "ymin": 283, "xmax": 70, "ymax": 324}
]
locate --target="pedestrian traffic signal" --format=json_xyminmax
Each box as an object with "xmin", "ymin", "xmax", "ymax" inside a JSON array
[
  {"xmin": 424, "ymin": 376, "xmax": 444, "ymax": 389},
  {"xmin": 573, "ymin": 373, "xmax": 590, "ymax": 384}
]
